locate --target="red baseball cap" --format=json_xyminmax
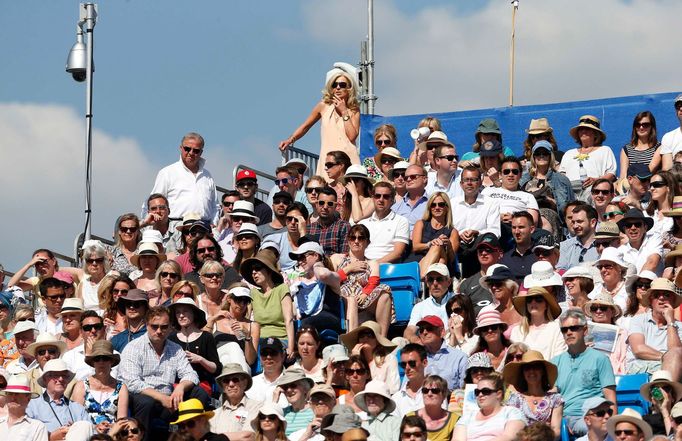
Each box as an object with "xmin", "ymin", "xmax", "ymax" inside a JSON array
[
  {"xmin": 416, "ymin": 315, "xmax": 444, "ymax": 329},
  {"xmin": 236, "ymin": 169, "xmax": 257, "ymax": 183}
]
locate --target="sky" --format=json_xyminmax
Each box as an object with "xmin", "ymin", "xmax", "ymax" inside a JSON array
[{"xmin": 1, "ymin": 0, "xmax": 681, "ymax": 273}]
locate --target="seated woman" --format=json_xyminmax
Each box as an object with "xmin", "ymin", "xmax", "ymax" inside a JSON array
[
  {"xmin": 448, "ymin": 352, "xmax": 495, "ymax": 415},
  {"xmin": 446, "ymin": 295, "xmax": 479, "ymax": 355},
  {"xmin": 339, "ymin": 354, "xmax": 372, "ymax": 412},
  {"xmin": 251, "ymin": 403, "xmax": 288, "ymax": 441},
  {"xmin": 168, "ymin": 298, "xmax": 222, "ymax": 392},
  {"xmin": 584, "ymin": 292, "xmax": 627, "ymax": 375},
  {"xmin": 331, "ymin": 225, "xmax": 393, "ymax": 335},
  {"xmin": 452, "ymin": 373, "xmax": 526, "ymax": 441},
  {"xmin": 470, "ymin": 306, "xmax": 512, "ymax": 372},
  {"xmin": 107, "ymin": 213, "xmax": 142, "ymax": 276},
  {"xmin": 520, "ymin": 141, "xmax": 575, "ymax": 215},
  {"xmin": 131, "ymin": 242, "xmax": 166, "ymax": 292},
  {"xmin": 341, "ymin": 321, "xmax": 399, "ymax": 394},
  {"xmin": 170, "ymin": 280, "xmax": 199, "ymax": 303},
  {"xmin": 621, "ymin": 270, "xmax": 656, "ymax": 330},
  {"xmin": 325, "ymin": 150, "xmax": 352, "ymax": 219},
  {"xmin": 640, "ymin": 370, "xmax": 682, "ymax": 437},
  {"xmin": 503, "ymin": 350, "xmax": 563, "ymax": 439},
  {"xmin": 409, "ymin": 192, "xmax": 460, "ymax": 278},
  {"xmin": 619, "ymin": 111, "xmax": 661, "ymax": 181},
  {"xmin": 71, "ymin": 340, "xmax": 129, "ymax": 434},
  {"xmin": 77, "ymin": 240, "xmax": 110, "ymax": 312},
  {"xmin": 594, "ymin": 247, "xmax": 629, "ymax": 310},
  {"xmin": 232, "ymin": 223, "xmax": 262, "ymax": 275},
  {"xmin": 274, "ymin": 367, "xmax": 315, "ymax": 437},
  {"xmin": 407, "ymin": 375, "xmax": 457, "ymax": 441},
  {"xmin": 354, "ymin": 380, "xmax": 401, "ymax": 441},
  {"xmin": 149, "ymin": 260, "xmax": 182, "ymax": 307},
  {"xmin": 371, "ymin": 147, "xmax": 403, "ymax": 184},
  {"xmin": 344, "ymin": 165, "xmax": 375, "ymax": 223},
  {"xmin": 197, "ymin": 261, "xmax": 229, "ymax": 325},
  {"xmin": 363, "ymin": 123, "xmax": 399, "ymax": 181},
  {"xmin": 510, "ymin": 287, "xmax": 566, "ymax": 361},
  {"xmin": 288, "ymin": 242, "xmax": 343, "ymax": 334},
  {"xmin": 241, "ymin": 249, "xmax": 295, "ymax": 358},
  {"xmin": 291, "ymin": 326, "xmax": 324, "ymax": 383},
  {"xmin": 561, "ymin": 266, "xmax": 596, "ymax": 311},
  {"xmin": 98, "ymin": 274, "xmax": 135, "ymax": 337},
  {"xmin": 460, "ymin": 119, "xmax": 515, "ymax": 167},
  {"xmin": 479, "ymin": 265, "xmax": 523, "ymax": 329},
  {"xmin": 210, "ymin": 286, "xmax": 259, "ymax": 366},
  {"xmin": 269, "ymin": 202, "xmax": 309, "ymax": 272},
  {"xmin": 522, "ymin": 118, "xmax": 563, "ymax": 167}
]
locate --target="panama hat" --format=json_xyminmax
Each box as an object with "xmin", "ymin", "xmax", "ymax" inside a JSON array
[
  {"xmin": 227, "ymin": 201, "xmax": 260, "ymax": 223},
  {"xmin": 0, "ymin": 374, "xmax": 39, "ymax": 398},
  {"xmin": 215, "ymin": 363, "xmax": 253, "ymax": 391},
  {"xmin": 502, "ymin": 350, "xmax": 557, "ymax": 391},
  {"xmin": 417, "ymin": 131, "xmax": 455, "ymax": 151},
  {"xmin": 663, "ymin": 196, "xmax": 682, "ymax": 217},
  {"xmin": 512, "ymin": 286, "xmax": 562, "ymax": 319},
  {"xmin": 353, "ymin": 380, "xmax": 396, "ymax": 414},
  {"xmin": 624, "ymin": 270, "xmax": 657, "ymax": 296},
  {"xmin": 240, "ymin": 249, "xmax": 283, "ymax": 286},
  {"xmin": 594, "ymin": 222, "xmax": 621, "ymax": 240},
  {"xmin": 523, "ymin": 261, "xmax": 563, "ymax": 289},
  {"xmin": 526, "ymin": 118, "xmax": 553, "ymax": 135},
  {"xmin": 642, "ymin": 278, "xmax": 681, "ymax": 308},
  {"xmin": 561, "ymin": 265, "xmax": 595, "ymax": 281},
  {"xmin": 373, "ymin": 148, "xmax": 403, "ymax": 170},
  {"xmin": 250, "ymin": 402, "xmax": 286, "ymax": 431},
  {"xmin": 344, "ymin": 165, "xmax": 374, "ymax": 187},
  {"xmin": 169, "ymin": 297, "xmax": 207, "ymax": 329},
  {"xmin": 176, "ymin": 213, "xmax": 203, "ymax": 231},
  {"xmin": 38, "ymin": 359, "xmax": 75, "ymax": 388},
  {"xmin": 60, "ymin": 298, "xmax": 85, "ymax": 314},
  {"xmin": 12, "ymin": 320, "xmax": 37, "ymax": 336},
  {"xmin": 130, "ymin": 242, "xmax": 166, "ymax": 268},
  {"xmin": 341, "ymin": 320, "xmax": 397, "ymax": 352},
  {"xmin": 276, "ymin": 366, "xmax": 314, "ymax": 390},
  {"xmin": 595, "ymin": 247, "xmax": 628, "ymax": 269},
  {"xmin": 27, "ymin": 332, "xmax": 67, "ymax": 358},
  {"xmin": 234, "ymin": 222, "xmax": 261, "ymax": 240},
  {"xmin": 569, "ymin": 115, "xmax": 606, "ymax": 144},
  {"xmin": 640, "ymin": 370, "xmax": 682, "ymax": 403},
  {"xmin": 170, "ymin": 398, "xmax": 214, "ymax": 425},
  {"xmin": 85, "ymin": 340, "xmax": 120, "ymax": 367},
  {"xmin": 665, "ymin": 244, "xmax": 682, "ymax": 266},
  {"xmin": 473, "ymin": 305, "xmax": 508, "ymax": 335},
  {"xmin": 584, "ymin": 291, "xmax": 622, "ymax": 320},
  {"xmin": 606, "ymin": 408, "xmax": 652, "ymax": 440}
]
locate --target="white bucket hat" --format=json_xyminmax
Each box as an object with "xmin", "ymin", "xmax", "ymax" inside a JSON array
[
  {"xmin": 353, "ymin": 380, "xmax": 396, "ymax": 414},
  {"xmin": 523, "ymin": 261, "xmax": 563, "ymax": 288},
  {"xmin": 38, "ymin": 359, "xmax": 76, "ymax": 388}
]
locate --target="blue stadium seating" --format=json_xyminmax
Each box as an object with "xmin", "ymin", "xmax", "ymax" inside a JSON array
[
  {"xmin": 615, "ymin": 373, "xmax": 651, "ymax": 415},
  {"xmin": 380, "ymin": 262, "xmax": 421, "ymax": 326},
  {"xmin": 560, "ymin": 418, "xmax": 571, "ymax": 441}
]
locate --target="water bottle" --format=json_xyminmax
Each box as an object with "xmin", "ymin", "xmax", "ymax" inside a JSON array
[
  {"xmin": 651, "ymin": 386, "xmax": 664, "ymax": 402},
  {"xmin": 579, "ymin": 162, "xmax": 588, "ymax": 181}
]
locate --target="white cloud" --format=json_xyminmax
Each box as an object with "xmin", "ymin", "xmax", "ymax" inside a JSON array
[{"xmin": 301, "ymin": 0, "xmax": 682, "ymax": 114}]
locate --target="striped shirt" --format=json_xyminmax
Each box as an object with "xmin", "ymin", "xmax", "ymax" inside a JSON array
[{"xmin": 622, "ymin": 143, "xmax": 659, "ymax": 165}]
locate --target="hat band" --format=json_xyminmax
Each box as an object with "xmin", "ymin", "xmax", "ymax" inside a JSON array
[
  {"xmin": 61, "ymin": 307, "xmax": 83, "ymax": 312},
  {"xmin": 177, "ymin": 409, "xmax": 205, "ymax": 417},
  {"xmin": 579, "ymin": 118, "xmax": 600, "ymax": 128},
  {"xmin": 596, "ymin": 232, "xmax": 619, "ymax": 237},
  {"xmin": 6, "ymin": 385, "xmax": 31, "ymax": 392},
  {"xmin": 672, "ymin": 202, "xmax": 682, "ymax": 210},
  {"xmin": 138, "ymin": 250, "xmax": 159, "ymax": 255},
  {"xmin": 231, "ymin": 209, "xmax": 257, "ymax": 217}
]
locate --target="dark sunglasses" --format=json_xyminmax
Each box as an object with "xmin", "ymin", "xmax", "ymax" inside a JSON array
[
  {"xmin": 120, "ymin": 428, "xmax": 141, "ymax": 437},
  {"xmin": 324, "ymin": 162, "xmax": 339, "ymax": 169},
  {"xmin": 624, "ymin": 222, "xmax": 643, "ymax": 229},
  {"xmin": 399, "ymin": 360, "xmax": 418, "ymax": 369},
  {"xmin": 182, "ymin": 146, "xmax": 202, "ymax": 155},
  {"xmin": 45, "ymin": 294, "xmax": 67, "ymax": 301},
  {"xmin": 274, "ymin": 178, "xmax": 290, "ymax": 186},
  {"xmin": 197, "ymin": 246, "xmax": 217, "ymax": 254},
  {"xmin": 380, "ymin": 157, "xmax": 398, "ymax": 165},
  {"xmin": 184, "ymin": 229, "xmax": 205, "ymax": 237},
  {"xmin": 119, "ymin": 227, "xmax": 138, "ymax": 234},
  {"xmin": 259, "ymin": 414, "xmax": 278, "ymax": 422},
  {"xmin": 92, "ymin": 355, "xmax": 113, "ymax": 363},
  {"xmin": 450, "ymin": 307, "xmax": 463, "ymax": 315},
  {"xmin": 160, "ymin": 272, "xmax": 179, "ymax": 279},
  {"xmin": 405, "ymin": 174, "xmax": 425, "ymax": 181},
  {"xmin": 589, "ymin": 408, "xmax": 614, "ymax": 418},
  {"xmin": 635, "ymin": 281, "xmax": 651, "ymax": 290},
  {"xmin": 111, "ymin": 288, "xmax": 129, "ymax": 295},
  {"xmin": 86, "ymin": 258, "xmax": 105, "ymax": 264},
  {"xmin": 37, "ymin": 348, "xmax": 59, "ymax": 356},
  {"xmin": 591, "ymin": 188, "xmax": 612, "ymax": 195},
  {"xmin": 332, "ymin": 81, "xmax": 349, "ymax": 89},
  {"xmin": 560, "ymin": 325, "xmax": 584, "ymax": 333},
  {"xmin": 431, "ymin": 202, "xmax": 447, "ymax": 208},
  {"xmin": 82, "ymin": 323, "xmax": 104, "ymax": 332},
  {"xmin": 149, "ymin": 324, "xmax": 170, "ymax": 331},
  {"xmin": 202, "ymin": 272, "xmax": 223, "ymax": 279},
  {"xmin": 373, "ymin": 193, "xmax": 392, "ymax": 200},
  {"xmin": 501, "ymin": 168, "xmax": 520, "ymax": 175},
  {"xmin": 527, "ymin": 295, "xmax": 545, "ymax": 303},
  {"xmin": 349, "ymin": 234, "xmax": 366, "ymax": 242},
  {"xmin": 376, "ymin": 139, "xmax": 392, "ymax": 146},
  {"xmin": 357, "ymin": 330, "xmax": 376, "ymax": 339},
  {"xmin": 346, "ymin": 368, "xmax": 367, "ymax": 376},
  {"xmin": 506, "ymin": 353, "xmax": 524, "ymax": 362},
  {"xmin": 478, "ymin": 324, "xmax": 501, "ymax": 333},
  {"xmin": 305, "ymin": 187, "xmax": 324, "ymax": 194},
  {"xmin": 650, "ymin": 181, "xmax": 667, "ymax": 188},
  {"xmin": 318, "ymin": 200, "xmax": 335, "ymax": 207},
  {"xmin": 273, "ymin": 198, "xmax": 290, "ymax": 206},
  {"xmin": 634, "ymin": 122, "xmax": 652, "ymax": 129},
  {"xmin": 222, "ymin": 201, "xmax": 235, "ymax": 207},
  {"xmin": 590, "ymin": 305, "xmax": 610, "ymax": 313},
  {"xmin": 392, "ymin": 171, "xmax": 406, "ymax": 179},
  {"xmin": 236, "ymin": 180, "xmax": 257, "ymax": 188},
  {"xmin": 534, "ymin": 249, "xmax": 553, "ymax": 257},
  {"xmin": 438, "ymin": 154, "xmax": 459, "ymax": 162},
  {"xmin": 260, "ymin": 349, "xmax": 282, "ymax": 358},
  {"xmin": 474, "ymin": 387, "xmax": 497, "ymax": 397},
  {"xmin": 426, "ymin": 276, "xmax": 446, "ymax": 284},
  {"xmin": 613, "ymin": 430, "xmax": 636, "ymax": 436},
  {"xmin": 126, "ymin": 301, "xmax": 147, "ymax": 309},
  {"xmin": 421, "ymin": 387, "xmax": 441, "ymax": 395},
  {"xmin": 179, "ymin": 419, "xmax": 197, "ymax": 429},
  {"xmin": 286, "ymin": 216, "xmax": 299, "ymax": 223}
]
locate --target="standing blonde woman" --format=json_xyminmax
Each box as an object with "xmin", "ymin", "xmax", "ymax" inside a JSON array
[{"xmin": 279, "ymin": 64, "xmax": 361, "ymax": 177}]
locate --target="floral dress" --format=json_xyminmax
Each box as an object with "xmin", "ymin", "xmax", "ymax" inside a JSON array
[
  {"xmin": 338, "ymin": 256, "xmax": 394, "ymax": 319},
  {"xmin": 506, "ymin": 390, "xmax": 563, "ymax": 426},
  {"xmin": 83, "ymin": 379, "xmax": 122, "ymax": 424}
]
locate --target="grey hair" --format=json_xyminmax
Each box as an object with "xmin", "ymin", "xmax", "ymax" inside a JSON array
[
  {"xmin": 181, "ymin": 132, "xmax": 205, "ymax": 148},
  {"xmin": 505, "ymin": 279, "xmax": 520, "ymax": 295},
  {"xmin": 81, "ymin": 240, "xmax": 110, "ymax": 273},
  {"xmin": 559, "ymin": 309, "xmax": 587, "ymax": 326}
]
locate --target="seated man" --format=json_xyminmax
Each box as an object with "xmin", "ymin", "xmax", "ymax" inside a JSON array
[
  {"xmin": 5, "ymin": 320, "xmax": 38, "ymax": 375},
  {"xmin": 0, "ymin": 374, "xmax": 48, "ymax": 439},
  {"xmin": 481, "ymin": 156, "xmax": 539, "ymax": 225},
  {"xmin": 110, "ymin": 289, "xmax": 148, "ymax": 353},
  {"xmin": 359, "ymin": 182, "xmax": 409, "ymax": 263},
  {"xmin": 404, "ymin": 264, "xmax": 454, "ymax": 343},
  {"xmin": 306, "ymin": 187, "xmax": 350, "ymax": 255},
  {"xmin": 626, "ymin": 278, "xmax": 682, "ymax": 378},
  {"xmin": 62, "ymin": 310, "xmax": 119, "ymax": 381},
  {"xmin": 27, "ymin": 359, "xmax": 93, "ymax": 441},
  {"xmin": 500, "ymin": 211, "xmax": 537, "ymax": 282},
  {"xmin": 416, "ymin": 316, "xmax": 466, "ymax": 392},
  {"xmin": 457, "ymin": 233, "xmax": 500, "ymax": 316},
  {"xmin": 617, "ymin": 208, "xmax": 663, "ymax": 273},
  {"xmin": 246, "ymin": 338, "xmax": 288, "ymax": 407},
  {"xmin": 25, "ymin": 333, "xmax": 66, "ymax": 394},
  {"xmin": 613, "ymin": 163, "xmax": 651, "ymax": 210},
  {"xmin": 574, "ymin": 397, "xmax": 614, "ymax": 441},
  {"xmin": 35, "ymin": 277, "xmax": 66, "ymax": 335},
  {"xmin": 210, "ymin": 364, "xmax": 259, "ymax": 439},
  {"xmin": 259, "ymin": 191, "xmax": 293, "ymax": 239},
  {"xmin": 119, "ymin": 306, "xmax": 210, "ymax": 435},
  {"xmin": 392, "ymin": 343, "xmax": 428, "ymax": 417}
]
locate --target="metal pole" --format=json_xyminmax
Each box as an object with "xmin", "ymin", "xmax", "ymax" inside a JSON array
[
  {"xmin": 367, "ymin": 0, "xmax": 375, "ymax": 114},
  {"xmin": 360, "ymin": 41, "xmax": 368, "ymax": 114},
  {"xmin": 83, "ymin": 3, "xmax": 97, "ymax": 241},
  {"xmin": 509, "ymin": 0, "xmax": 519, "ymax": 107}
]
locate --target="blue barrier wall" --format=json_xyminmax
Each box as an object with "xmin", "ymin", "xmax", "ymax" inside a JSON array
[{"xmin": 359, "ymin": 91, "xmax": 681, "ymax": 173}]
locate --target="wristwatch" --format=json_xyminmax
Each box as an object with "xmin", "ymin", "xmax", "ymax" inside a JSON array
[{"xmin": 342, "ymin": 114, "xmax": 350, "ymax": 121}]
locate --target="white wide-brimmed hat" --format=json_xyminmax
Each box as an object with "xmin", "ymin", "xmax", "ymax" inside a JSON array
[
  {"xmin": 606, "ymin": 408, "xmax": 652, "ymax": 440},
  {"xmin": 38, "ymin": 359, "xmax": 75, "ymax": 388},
  {"xmin": 523, "ymin": 261, "xmax": 563, "ymax": 289},
  {"xmin": 26, "ymin": 332, "xmax": 67, "ymax": 358},
  {"xmin": 353, "ymin": 380, "xmax": 396, "ymax": 414}
]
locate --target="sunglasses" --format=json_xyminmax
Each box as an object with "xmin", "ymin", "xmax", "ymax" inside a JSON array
[
  {"xmin": 417, "ymin": 325, "xmax": 437, "ymax": 334},
  {"xmin": 260, "ymin": 349, "xmax": 282, "ymax": 358},
  {"xmin": 37, "ymin": 348, "xmax": 59, "ymax": 356},
  {"xmin": 197, "ymin": 246, "xmax": 217, "ymax": 254},
  {"xmin": 324, "ymin": 162, "xmax": 339, "ymax": 169},
  {"xmin": 438, "ymin": 154, "xmax": 459, "ymax": 162},
  {"xmin": 125, "ymin": 301, "xmax": 147, "ymax": 309},
  {"xmin": 650, "ymin": 181, "xmax": 667, "ymax": 189},
  {"xmin": 182, "ymin": 146, "xmax": 202, "ymax": 155},
  {"xmin": 399, "ymin": 360, "xmax": 418, "ymax": 369},
  {"xmin": 560, "ymin": 325, "xmax": 584, "ymax": 333},
  {"xmin": 275, "ymin": 178, "xmax": 290, "ymax": 186},
  {"xmin": 401, "ymin": 431, "xmax": 425, "ymax": 439},
  {"xmin": 392, "ymin": 171, "xmax": 406, "ymax": 179},
  {"xmin": 273, "ymin": 198, "xmax": 290, "ymax": 206},
  {"xmin": 305, "ymin": 187, "xmax": 323, "ymax": 194},
  {"xmin": 285, "ymin": 216, "xmax": 299, "ymax": 224},
  {"xmin": 222, "ymin": 201, "xmax": 235, "ymax": 208},
  {"xmin": 119, "ymin": 227, "xmax": 138, "ymax": 234},
  {"xmin": 86, "ymin": 258, "xmax": 105, "ymax": 264},
  {"xmin": 527, "ymin": 295, "xmax": 545, "ymax": 303},
  {"xmin": 185, "ymin": 229, "xmax": 206, "ymax": 237},
  {"xmin": 92, "ymin": 355, "xmax": 113, "ymax": 363},
  {"xmin": 405, "ymin": 174, "xmax": 425, "ymax": 181},
  {"xmin": 373, "ymin": 193, "xmax": 392, "ymax": 200},
  {"xmin": 236, "ymin": 181, "xmax": 257, "ymax": 188},
  {"xmin": 501, "ymin": 168, "xmax": 520, "ymax": 175},
  {"xmin": 376, "ymin": 139, "xmax": 392, "ymax": 146},
  {"xmin": 634, "ymin": 122, "xmax": 652, "ymax": 129},
  {"xmin": 591, "ymin": 188, "xmax": 612, "ymax": 195},
  {"xmin": 590, "ymin": 305, "xmax": 610, "ymax": 313},
  {"xmin": 179, "ymin": 419, "xmax": 197, "ymax": 430},
  {"xmin": 349, "ymin": 234, "xmax": 366, "ymax": 242},
  {"xmin": 474, "ymin": 387, "xmax": 497, "ymax": 397},
  {"xmin": 318, "ymin": 200, "xmax": 335, "ymax": 207},
  {"xmin": 624, "ymin": 222, "xmax": 643, "ymax": 229},
  {"xmin": 149, "ymin": 324, "xmax": 170, "ymax": 331},
  {"xmin": 478, "ymin": 324, "xmax": 501, "ymax": 333},
  {"xmin": 602, "ymin": 211, "xmax": 624, "ymax": 220},
  {"xmin": 506, "ymin": 353, "xmax": 524, "ymax": 362},
  {"xmin": 426, "ymin": 276, "xmax": 447, "ymax": 284},
  {"xmin": 332, "ymin": 81, "xmax": 349, "ymax": 89},
  {"xmin": 594, "ymin": 240, "xmax": 616, "ymax": 248},
  {"xmin": 250, "ymin": 264, "xmax": 265, "ymax": 272},
  {"xmin": 421, "ymin": 387, "xmax": 441, "ymax": 395},
  {"xmin": 346, "ymin": 368, "xmax": 367, "ymax": 376},
  {"xmin": 112, "ymin": 288, "xmax": 129, "ymax": 295},
  {"xmin": 45, "ymin": 294, "xmax": 67, "ymax": 301},
  {"xmin": 220, "ymin": 375, "xmax": 244, "ymax": 384},
  {"xmin": 450, "ymin": 307, "xmax": 463, "ymax": 315},
  {"xmin": 635, "ymin": 281, "xmax": 651, "ymax": 290},
  {"xmin": 589, "ymin": 408, "xmax": 614, "ymax": 418},
  {"xmin": 259, "ymin": 414, "xmax": 278, "ymax": 422},
  {"xmin": 160, "ymin": 272, "xmax": 179, "ymax": 279},
  {"xmin": 613, "ymin": 430, "xmax": 636, "ymax": 436},
  {"xmin": 533, "ymin": 150, "xmax": 550, "ymax": 157},
  {"xmin": 431, "ymin": 202, "xmax": 447, "ymax": 208},
  {"xmin": 202, "ymin": 272, "xmax": 223, "ymax": 279},
  {"xmin": 596, "ymin": 264, "xmax": 615, "ymax": 271},
  {"xmin": 82, "ymin": 323, "xmax": 104, "ymax": 332},
  {"xmin": 120, "ymin": 428, "xmax": 141, "ymax": 437},
  {"xmin": 380, "ymin": 157, "xmax": 398, "ymax": 165}
]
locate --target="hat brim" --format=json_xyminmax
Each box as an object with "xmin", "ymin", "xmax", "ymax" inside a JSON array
[
  {"xmin": 171, "ymin": 410, "xmax": 215, "ymax": 425},
  {"xmin": 27, "ymin": 339, "xmax": 68, "ymax": 358},
  {"xmin": 606, "ymin": 415, "xmax": 652, "ymax": 440},
  {"xmin": 642, "ymin": 287, "xmax": 682, "ymax": 308},
  {"xmin": 227, "ymin": 212, "xmax": 261, "ymax": 223},
  {"xmin": 0, "ymin": 388, "xmax": 39, "ymax": 398},
  {"xmin": 512, "ymin": 291, "xmax": 562, "ymax": 319},
  {"xmin": 239, "ymin": 256, "xmax": 283, "ymax": 286},
  {"xmin": 130, "ymin": 252, "xmax": 166, "ymax": 268},
  {"xmin": 527, "ymin": 127, "xmax": 553, "ymax": 135},
  {"xmin": 640, "ymin": 379, "xmax": 682, "ymax": 404},
  {"xmin": 38, "ymin": 370, "xmax": 75, "ymax": 388},
  {"xmin": 617, "ymin": 217, "xmax": 654, "ymax": 232},
  {"xmin": 85, "ymin": 353, "xmax": 121, "ymax": 367},
  {"xmin": 340, "ymin": 323, "xmax": 397, "ymax": 352},
  {"xmin": 169, "ymin": 301, "xmax": 208, "ymax": 329},
  {"xmin": 665, "ymin": 249, "xmax": 682, "ymax": 266},
  {"xmin": 354, "ymin": 390, "xmax": 397, "ymax": 414},
  {"xmin": 569, "ymin": 124, "xmax": 607, "ymax": 144},
  {"xmin": 250, "ymin": 409, "xmax": 286, "ymax": 431},
  {"xmin": 523, "ymin": 273, "xmax": 563, "ymax": 290},
  {"xmin": 583, "ymin": 299, "xmax": 622, "ymax": 320},
  {"xmin": 473, "ymin": 320, "xmax": 509, "ymax": 335},
  {"xmin": 343, "ymin": 173, "xmax": 374, "ymax": 185},
  {"xmin": 216, "ymin": 371, "xmax": 253, "ymax": 391},
  {"xmin": 502, "ymin": 359, "xmax": 558, "ymax": 391}
]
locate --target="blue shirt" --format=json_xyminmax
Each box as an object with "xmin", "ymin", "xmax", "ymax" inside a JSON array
[
  {"xmin": 391, "ymin": 193, "xmax": 428, "ymax": 233},
  {"xmin": 110, "ymin": 325, "xmax": 147, "ymax": 353},
  {"xmin": 551, "ymin": 348, "xmax": 615, "ymax": 417},
  {"xmin": 425, "ymin": 340, "xmax": 468, "ymax": 391},
  {"xmin": 27, "ymin": 393, "xmax": 90, "ymax": 432},
  {"xmin": 557, "ymin": 236, "xmax": 599, "ymax": 271}
]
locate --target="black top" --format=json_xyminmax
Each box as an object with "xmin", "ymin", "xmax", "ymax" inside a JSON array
[
  {"xmin": 500, "ymin": 247, "xmax": 537, "ymax": 283},
  {"xmin": 199, "ymin": 433, "xmax": 230, "ymax": 441},
  {"xmin": 459, "ymin": 272, "xmax": 493, "ymax": 317},
  {"xmin": 254, "ymin": 199, "xmax": 273, "ymax": 226},
  {"xmin": 168, "ymin": 331, "xmax": 222, "ymax": 384}
]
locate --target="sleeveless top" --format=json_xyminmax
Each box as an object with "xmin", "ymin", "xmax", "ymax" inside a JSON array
[
  {"xmin": 83, "ymin": 378, "xmax": 122, "ymax": 424},
  {"xmin": 317, "ymin": 104, "xmax": 360, "ymax": 178},
  {"xmin": 406, "ymin": 411, "xmax": 458, "ymax": 441},
  {"xmin": 81, "ymin": 276, "xmax": 102, "ymax": 311},
  {"xmin": 622, "ymin": 143, "xmax": 659, "ymax": 165},
  {"xmin": 418, "ymin": 222, "xmax": 453, "ymax": 256}
]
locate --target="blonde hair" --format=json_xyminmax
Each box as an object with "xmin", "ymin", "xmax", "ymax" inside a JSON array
[
  {"xmin": 529, "ymin": 149, "xmax": 558, "ymax": 177},
  {"xmin": 322, "ymin": 74, "xmax": 359, "ymax": 111},
  {"xmin": 518, "ymin": 288, "xmax": 555, "ymax": 336},
  {"xmin": 418, "ymin": 116, "xmax": 441, "ymax": 132},
  {"xmin": 421, "ymin": 192, "xmax": 453, "ymax": 229}
]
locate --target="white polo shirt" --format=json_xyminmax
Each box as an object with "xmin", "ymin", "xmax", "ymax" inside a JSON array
[
  {"xmin": 392, "ymin": 381, "xmax": 424, "ymax": 417},
  {"xmin": 360, "ymin": 211, "xmax": 410, "ymax": 260},
  {"xmin": 481, "ymin": 186, "xmax": 539, "ymax": 215},
  {"xmin": 451, "ymin": 194, "xmax": 501, "ymax": 238},
  {"xmin": 660, "ymin": 127, "xmax": 682, "ymax": 157},
  {"xmin": 618, "ymin": 232, "xmax": 663, "ymax": 273}
]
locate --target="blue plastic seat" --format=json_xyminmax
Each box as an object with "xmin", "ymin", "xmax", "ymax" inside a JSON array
[
  {"xmin": 615, "ymin": 373, "xmax": 651, "ymax": 415},
  {"xmin": 380, "ymin": 262, "xmax": 421, "ymax": 326},
  {"xmin": 560, "ymin": 418, "xmax": 571, "ymax": 441}
]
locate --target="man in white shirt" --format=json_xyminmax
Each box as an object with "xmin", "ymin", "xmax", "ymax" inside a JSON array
[
  {"xmin": 482, "ymin": 156, "xmax": 539, "ymax": 225},
  {"xmin": 34, "ymin": 278, "xmax": 64, "ymax": 335},
  {"xmin": 245, "ymin": 338, "xmax": 288, "ymax": 407},
  {"xmin": 0, "ymin": 374, "xmax": 48, "ymax": 440},
  {"xmin": 661, "ymin": 94, "xmax": 682, "ymax": 171},
  {"xmin": 5, "ymin": 321, "xmax": 38, "ymax": 375},
  {"xmin": 404, "ymin": 264, "xmax": 454, "ymax": 343},
  {"xmin": 617, "ymin": 208, "xmax": 662, "ymax": 273},
  {"xmin": 62, "ymin": 311, "xmax": 119, "ymax": 381},
  {"xmin": 144, "ymin": 132, "xmax": 218, "ymax": 222},
  {"xmin": 425, "ymin": 143, "xmax": 462, "ymax": 202},
  {"xmin": 210, "ymin": 364, "xmax": 259, "ymax": 440},
  {"xmin": 359, "ymin": 182, "xmax": 409, "ymax": 263},
  {"xmin": 392, "ymin": 343, "xmax": 427, "ymax": 416}
]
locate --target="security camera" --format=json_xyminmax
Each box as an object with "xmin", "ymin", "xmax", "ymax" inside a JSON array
[
  {"xmin": 70, "ymin": 69, "xmax": 87, "ymax": 82},
  {"xmin": 66, "ymin": 32, "xmax": 87, "ymax": 82}
]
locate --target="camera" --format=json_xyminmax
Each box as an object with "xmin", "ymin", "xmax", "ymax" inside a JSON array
[
  {"xmin": 410, "ymin": 127, "xmax": 430, "ymax": 142},
  {"xmin": 69, "ymin": 70, "xmax": 87, "ymax": 82}
]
